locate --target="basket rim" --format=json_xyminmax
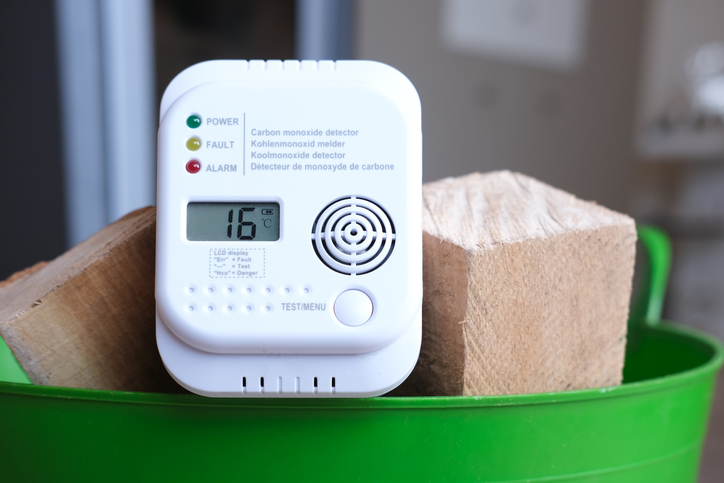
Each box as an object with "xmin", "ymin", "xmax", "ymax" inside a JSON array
[{"xmin": 1, "ymin": 321, "xmax": 721, "ymax": 411}]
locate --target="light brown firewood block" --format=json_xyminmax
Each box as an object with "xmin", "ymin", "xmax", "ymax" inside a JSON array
[
  {"xmin": 0, "ymin": 207, "xmax": 183, "ymax": 393},
  {"xmin": 393, "ymin": 171, "xmax": 636, "ymax": 397}
]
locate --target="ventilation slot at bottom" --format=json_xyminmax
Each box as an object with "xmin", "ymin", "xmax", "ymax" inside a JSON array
[{"xmin": 240, "ymin": 376, "xmax": 338, "ymax": 395}]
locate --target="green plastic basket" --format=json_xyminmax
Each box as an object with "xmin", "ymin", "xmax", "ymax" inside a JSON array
[{"xmin": 0, "ymin": 226, "xmax": 721, "ymax": 482}]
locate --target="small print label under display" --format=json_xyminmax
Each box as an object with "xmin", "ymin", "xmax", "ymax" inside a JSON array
[
  {"xmin": 209, "ymin": 248, "xmax": 265, "ymax": 278},
  {"xmin": 187, "ymin": 202, "xmax": 280, "ymax": 241}
]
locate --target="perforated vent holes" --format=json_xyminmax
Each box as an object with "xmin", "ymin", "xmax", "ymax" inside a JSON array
[{"xmin": 312, "ymin": 197, "xmax": 396, "ymax": 275}]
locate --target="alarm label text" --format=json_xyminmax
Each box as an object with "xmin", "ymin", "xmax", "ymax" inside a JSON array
[{"xmin": 206, "ymin": 164, "xmax": 238, "ymax": 172}]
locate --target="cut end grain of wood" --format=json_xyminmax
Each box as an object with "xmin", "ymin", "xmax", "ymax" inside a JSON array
[
  {"xmin": 392, "ymin": 171, "xmax": 637, "ymax": 397},
  {"xmin": 0, "ymin": 207, "xmax": 184, "ymax": 393}
]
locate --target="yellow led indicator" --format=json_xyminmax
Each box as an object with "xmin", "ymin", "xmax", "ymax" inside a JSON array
[{"xmin": 187, "ymin": 137, "xmax": 201, "ymax": 151}]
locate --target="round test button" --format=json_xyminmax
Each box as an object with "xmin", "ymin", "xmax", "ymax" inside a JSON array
[{"xmin": 334, "ymin": 290, "xmax": 373, "ymax": 327}]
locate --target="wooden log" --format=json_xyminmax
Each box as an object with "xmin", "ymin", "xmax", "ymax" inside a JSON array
[
  {"xmin": 1, "ymin": 172, "xmax": 635, "ymax": 397},
  {"xmin": 0, "ymin": 207, "xmax": 183, "ymax": 393},
  {"xmin": 393, "ymin": 171, "xmax": 637, "ymax": 396}
]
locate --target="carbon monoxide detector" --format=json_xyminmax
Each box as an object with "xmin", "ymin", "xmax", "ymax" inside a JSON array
[{"xmin": 155, "ymin": 60, "xmax": 422, "ymax": 397}]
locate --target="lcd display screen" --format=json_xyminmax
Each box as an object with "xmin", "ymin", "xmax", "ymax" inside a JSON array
[{"xmin": 187, "ymin": 202, "xmax": 280, "ymax": 241}]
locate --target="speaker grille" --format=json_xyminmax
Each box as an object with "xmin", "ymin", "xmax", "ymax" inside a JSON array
[{"xmin": 312, "ymin": 197, "xmax": 396, "ymax": 275}]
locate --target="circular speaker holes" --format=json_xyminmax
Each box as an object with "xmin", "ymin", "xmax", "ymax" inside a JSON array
[{"xmin": 312, "ymin": 196, "xmax": 396, "ymax": 275}]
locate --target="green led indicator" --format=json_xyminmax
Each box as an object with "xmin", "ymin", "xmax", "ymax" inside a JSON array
[{"xmin": 186, "ymin": 115, "xmax": 202, "ymax": 129}]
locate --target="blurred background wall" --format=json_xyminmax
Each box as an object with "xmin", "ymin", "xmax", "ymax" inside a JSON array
[
  {"xmin": 0, "ymin": 2, "xmax": 66, "ymax": 279},
  {"xmin": 1, "ymin": 0, "xmax": 724, "ymax": 479},
  {"xmin": 358, "ymin": 0, "xmax": 645, "ymax": 214}
]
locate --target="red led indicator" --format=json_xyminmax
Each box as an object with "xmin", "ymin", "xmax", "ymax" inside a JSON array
[{"xmin": 186, "ymin": 160, "xmax": 201, "ymax": 174}]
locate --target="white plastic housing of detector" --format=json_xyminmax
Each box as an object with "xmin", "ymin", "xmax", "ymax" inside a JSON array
[{"xmin": 155, "ymin": 60, "xmax": 422, "ymax": 397}]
